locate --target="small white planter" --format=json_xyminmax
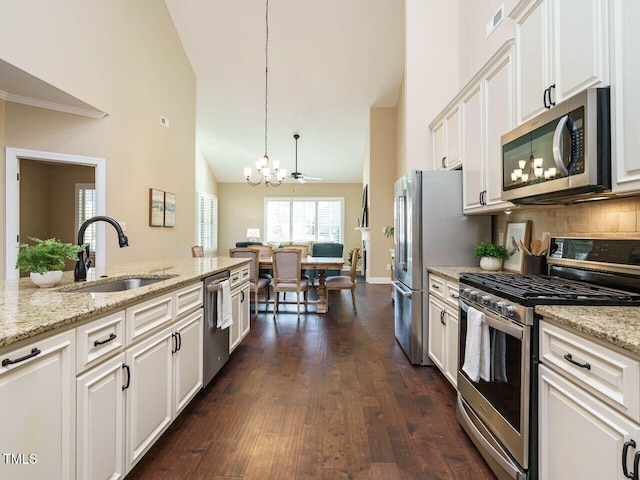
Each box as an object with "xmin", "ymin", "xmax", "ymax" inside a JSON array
[
  {"xmin": 30, "ymin": 271, "xmax": 63, "ymax": 288},
  {"xmin": 480, "ymin": 257, "xmax": 502, "ymax": 271}
]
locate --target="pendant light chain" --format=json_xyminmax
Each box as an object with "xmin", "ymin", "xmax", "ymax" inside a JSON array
[{"xmin": 264, "ymin": 0, "xmax": 269, "ymax": 157}]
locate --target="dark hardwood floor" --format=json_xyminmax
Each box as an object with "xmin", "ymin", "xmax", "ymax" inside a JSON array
[{"xmin": 127, "ymin": 282, "xmax": 496, "ymax": 480}]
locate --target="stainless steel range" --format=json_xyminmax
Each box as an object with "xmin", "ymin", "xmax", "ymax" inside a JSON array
[{"xmin": 456, "ymin": 237, "xmax": 640, "ymax": 480}]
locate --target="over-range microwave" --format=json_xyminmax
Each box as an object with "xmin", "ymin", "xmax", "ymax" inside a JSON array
[{"xmin": 501, "ymin": 87, "xmax": 611, "ymax": 204}]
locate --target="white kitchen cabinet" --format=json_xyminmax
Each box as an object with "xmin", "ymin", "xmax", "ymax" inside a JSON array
[
  {"xmin": 229, "ymin": 282, "xmax": 250, "ymax": 353},
  {"xmin": 173, "ymin": 309, "xmax": 204, "ymax": 416},
  {"xmin": 125, "ymin": 325, "xmax": 174, "ymax": 471},
  {"xmin": 427, "ymin": 274, "xmax": 461, "ymax": 388},
  {"xmin": 539, "ymin": 319, "xmax": 640, "ymax": 479},
  {"xmin": 0, "ymin": 330, "xmax": 76, "ymax": 480},
  {"xmin": 76, "ymin": 352, "xmax": 126, "ymax": 480},
  {"xmin": 511, "ymin": 0, "xmax": 610, "ymax": 124},
  {"xmin": 539, "ymin": 365, "xmax": 640, "ymax": 480},
  {"xmin": 611, "ymin": 0, "xmax": 640, "ymax": 193},
  {"xmin": 462, "ymin": 41, "xmax": 516, "ymax": 214},
  {"xmin": 431, "ymin": 105, "xmax": 462, "ymax": 171}
]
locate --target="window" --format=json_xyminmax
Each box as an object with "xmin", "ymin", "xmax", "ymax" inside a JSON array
[
  {"xmin": 265, "ymin": 197, "xmax": 343, "ymax": 243},
  {"xmin": 75, "ymin": 183, "xmax": 96, "ymax": 253},
  {"xmin": 196, "ymin": 192, "xmax": 218, "ymax": 253}
]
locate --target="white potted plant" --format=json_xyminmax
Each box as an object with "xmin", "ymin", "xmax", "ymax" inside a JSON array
[
  {"xmin": 473, "ymin": 240, "xmax": 509, "ymax": 271},
  {"xmin": 15, "ymin": 237, "xmax": 85, "ymax": 288}
]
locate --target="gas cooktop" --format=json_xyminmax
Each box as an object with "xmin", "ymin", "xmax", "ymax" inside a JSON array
[{"xmin": 459, "ymin": 272, "xmax": 640, "ymax": 306}]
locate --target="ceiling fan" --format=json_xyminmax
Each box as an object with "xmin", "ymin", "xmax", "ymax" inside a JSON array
[{"xmin": 290, "ymin": 133, "xmax": 321, "ymax": 183}]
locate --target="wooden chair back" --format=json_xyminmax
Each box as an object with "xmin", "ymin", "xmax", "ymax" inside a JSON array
[{"xmin": 229, "ymin": 248, "xmax": 259, "ymax": 284}]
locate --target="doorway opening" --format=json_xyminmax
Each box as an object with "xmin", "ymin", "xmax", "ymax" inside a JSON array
[{"xmin": 5, "ymin": 148, "xmax": 106, "ymax": 279}]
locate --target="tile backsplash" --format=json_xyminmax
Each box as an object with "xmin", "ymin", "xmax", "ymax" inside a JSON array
[{"xmin": 494, "ymin": 196, "xmax": 640, "ymax": 242}]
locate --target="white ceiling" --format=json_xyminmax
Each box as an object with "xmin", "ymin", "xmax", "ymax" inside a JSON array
[{"xmin": 164, "ymin": 0, "xmax": 405, "ymax": 183}]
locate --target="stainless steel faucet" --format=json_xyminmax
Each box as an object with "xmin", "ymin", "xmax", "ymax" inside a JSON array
[{"xmin": 74, "ymin": 216, "xmax": 129, "ymax": 282}]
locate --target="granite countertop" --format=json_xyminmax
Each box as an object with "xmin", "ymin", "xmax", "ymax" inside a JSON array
[
  {"xmin": 427, "ymin": 265, "xmax": 640, "ymax": 357},
  {"xmin": 0, "ymin": 257, "xmax": 249, "ymax": 350},
  {"xmin": 427, "ymin": 266, "xmax": 487, "ymax": 282}
]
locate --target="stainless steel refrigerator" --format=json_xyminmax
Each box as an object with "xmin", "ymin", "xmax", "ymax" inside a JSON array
[{"xmin": 392, "ymin": 170, "xmax": 490, "ymax": 365}]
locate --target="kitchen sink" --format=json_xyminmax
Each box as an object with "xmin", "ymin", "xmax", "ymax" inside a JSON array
[{"xmin": 61, "ymin": 275, "xmax": 177, "ymax": 293}]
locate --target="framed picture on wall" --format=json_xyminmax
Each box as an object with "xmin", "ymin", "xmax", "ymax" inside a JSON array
[
  {"xmin": 503, "ymin": 220, "xmax": 532, "ymax": 273},
  {"xmin": 149, "ymin": 188, "xmax": 164, "ymax": 227},
  {"xmin": 164, "ymin": 192, "xmax": 176, "ymax": 227}
]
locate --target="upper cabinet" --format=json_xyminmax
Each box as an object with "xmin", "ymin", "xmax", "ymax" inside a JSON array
[
  {"xmin": 432, "ymin": 105, "xmax": 462, "ymax": 171},
  {"xmin": 611, "ymin": 0, "xmax": 640, "ymax": 193},
  {"xmin": 511, "ymin": 0, "xmax": 610, "ymax": 124},
  {"xmin": 462, "ymin": 41, "xmax": 517, "ymax": 214}
]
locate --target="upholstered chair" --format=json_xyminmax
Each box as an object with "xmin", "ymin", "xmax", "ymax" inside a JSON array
[
  {"xmin": 308, "ymin": 242, "xmax": 344, "ymax": 283},
  {"xmin": 248, "ymin": 244, "xmax": 274, "ymax": 280},
  {"xmin": 272, "ymin": 249, "xmax": 309, "ymax": 317},
  {"xmin": 325, "ymin": 247, "xmax": 359, "ymax": 313},
  {"xmin": 229, "ymin": 248, "xmax": 270, "ymax": 313}
]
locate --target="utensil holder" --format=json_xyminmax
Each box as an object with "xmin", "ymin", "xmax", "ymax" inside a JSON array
[{"xmin": 523, "ymin": 255, "xmax": 546, "ymax": 275}]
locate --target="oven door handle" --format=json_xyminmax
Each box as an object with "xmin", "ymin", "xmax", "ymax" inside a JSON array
[{"xmin": 460, "ymin": 300, "xmax": 523, "ymax": 340}]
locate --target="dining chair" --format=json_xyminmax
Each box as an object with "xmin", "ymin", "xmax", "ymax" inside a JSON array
[
  {"xmin": 325, "ymin": 247, "xmax": 359, "ymax": 313},
  {"xmin": 191, "ymin": 245, "xmax": 204, "ymax": 258},
  {"xmin": 229, "ymin": 248, "xmax": 270, "ymax": 313},
  {"xmin": 308, "ymin": 242, "xmax": 343, "ymax": 284},
  {"xmin": 248, "ymin": 244, "xmax": 274, "ymax": 280},
  {"xmin": 272, "ymin": 248, "xmax": 309, "ymax": 317}
]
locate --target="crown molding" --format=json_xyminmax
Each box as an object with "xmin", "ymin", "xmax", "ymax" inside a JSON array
[{"xmin": 0, "ymin": 88, "xmax": 106, "ymax": 119}]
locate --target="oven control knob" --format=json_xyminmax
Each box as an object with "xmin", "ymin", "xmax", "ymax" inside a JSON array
[
  {"xmin": 505, "ymin": 305, "xmax": 515, "ymax": 317},
  {"xmin": 469, "ymin": 290, "xmax": 478, "ymax": 301},
  {"xmin": 496, "ymin": 301, "xmax": 505, "ymax": 314},
  {"xmin": 462, "ymin": 288, "xmax": 471, "ymax": 298},
  {"xmin": 481, "ymin": 295, "xmax": 490, "ymax": 305}
]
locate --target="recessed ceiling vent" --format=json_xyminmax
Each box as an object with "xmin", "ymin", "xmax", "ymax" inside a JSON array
[{"xmin": 485, "ymin": 3, "xmax": 504, "ymax": 39}]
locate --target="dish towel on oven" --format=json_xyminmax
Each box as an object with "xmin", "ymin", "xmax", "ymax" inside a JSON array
[
  {"xmin": 216, "ymin": 279, "xmax": 233, "ymax": 329},
  {"xmin": 462, "ymin": 306, "xmax": 491, "ymax": 382}
]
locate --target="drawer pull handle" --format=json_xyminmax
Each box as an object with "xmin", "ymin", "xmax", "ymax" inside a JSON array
[
  {"xmin": 450, "ymin": 292, "xmax": 459, "ymax": 298},
  {"xmin": 633, "ymin": 449, "xmax": 640, "ymax": 480},
  {"xmin": 93, "ymin": 333, "xmax": 117, "ymax": 347},
  {"xmin": 431, "ymin": 284, "xmax": 440, "ymax": 289},
  {"xmin": 2, "ymin": 348, "xmax": 41, "ymax": 367},
  {"xmin": 622, "ymin": 439, "xmax": 636, "ymax": 479},
  {"xmin": 440, "ymin": 310, "xmax": 446, "ymax": 325},
  {"xmin": 563, "ymin": 353, "xmax": 591, "ymax": 370}
]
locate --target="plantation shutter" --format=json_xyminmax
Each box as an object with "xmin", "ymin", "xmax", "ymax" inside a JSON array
[
  {"xmin": 317, "ymin": 200, "xmax": 341, "ymax": 242},
  {"xmin": 266, "ymin": 200, "xmax": 290, "ymax": 243},
  {"xmin": 196, "ymin": 192, "xmax": 218, "ymax": 252},
  {"xmin": 291, "ymin": 200, "xmax": 316, "ymax": 241},
  {"xmin": 76, "ymin": 184, "xmax": 96, "ymax": 253}
]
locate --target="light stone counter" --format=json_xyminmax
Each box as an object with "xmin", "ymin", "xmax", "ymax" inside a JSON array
[
  {"xmin": 0, "ymin": 257, "xmax": 249, "ymax": 349},
  {"xmin": 427, "ymin": 266, "xmax": 487, "ymax": 283}
]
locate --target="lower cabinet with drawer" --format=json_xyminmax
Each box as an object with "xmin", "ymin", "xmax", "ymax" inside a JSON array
[
  {"xmin": 75, "ymin": 282, "xmax": 204, "ymax": 478},
  {"xmin": 427, "ymin": 273, "xmax": 460, "ymax": 388},
  {"xmin": 539, "ymin": 319, "xmax": 640, "ymax": 480},
  {"xmin": 229, "ymin": 265, "xmax": 251, "ymax": 354},
  {"xmin": 0, "ymin": 329, "xmax": 76, "ymax": 480}
]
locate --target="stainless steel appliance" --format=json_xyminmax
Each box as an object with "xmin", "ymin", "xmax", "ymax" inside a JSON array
[
  {"xmin": 456, "ymin": 237, "xmax": 640, "ymax": 480},
  {"xmin": 392, "ymin": 170, "xmax": 490, "ymax": 365},
  {"xmin": 203, "ymin": 270, "xmax": 231, "ymax": 386},
  {"xmin": 501, "ymin": 87, "xmax": 611, "ymax": 205}
]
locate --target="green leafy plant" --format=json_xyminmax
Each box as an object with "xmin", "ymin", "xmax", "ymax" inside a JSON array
[
  {"xmin": 473, "ymin": 240, "xmax": 509, "ymax": 260},
  {"xmin": 347, "ymin": 248, "xmax": 362, "ymax": 266},
  {"xmin": 15, "ymin": 237, "xmax": 85, "ymax": 274},
  {"xmin": 383, "ymin": 225, "xmax": 394, "ymax": 239}
]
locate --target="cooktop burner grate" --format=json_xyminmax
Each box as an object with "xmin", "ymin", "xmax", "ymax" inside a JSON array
[{"xmin": 459, "ymin": 272, "xmax": 640, "ymax": 306}]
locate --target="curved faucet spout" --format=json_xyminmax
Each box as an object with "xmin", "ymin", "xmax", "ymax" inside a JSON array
[{"xmin": 75, "ymin": 216, "xmax": 129, "ymax": 282}]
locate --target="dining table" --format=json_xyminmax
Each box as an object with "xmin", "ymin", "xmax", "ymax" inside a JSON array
[{"xmin": 258, "ymin": 256, "xmax": 345, "ymax": 313}]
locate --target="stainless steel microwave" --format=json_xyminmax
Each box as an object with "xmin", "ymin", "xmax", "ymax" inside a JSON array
[{"xmin": 501, "ymin": 87, "xmax": 611, "ymax": 204}]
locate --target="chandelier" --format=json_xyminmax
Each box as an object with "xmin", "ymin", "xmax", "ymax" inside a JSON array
[{"xmin": 244, "ymin": 0, "xmax": 286, "ymax": 187}]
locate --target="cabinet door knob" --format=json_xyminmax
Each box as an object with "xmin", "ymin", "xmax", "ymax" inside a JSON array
[{"xmin": 622, "ymin": 439, "xmax": 636, "ymax": 479}]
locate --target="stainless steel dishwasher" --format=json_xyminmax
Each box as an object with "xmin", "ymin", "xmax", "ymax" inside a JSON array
[{"xmin": 203, "ymin": 270, "xmax": 231, "ymax": 387}]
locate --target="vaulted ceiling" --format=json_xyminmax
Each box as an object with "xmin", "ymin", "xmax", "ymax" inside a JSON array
[{"xmin": 164, "ymin": 0, "xmax": 405, "ymax": 183}]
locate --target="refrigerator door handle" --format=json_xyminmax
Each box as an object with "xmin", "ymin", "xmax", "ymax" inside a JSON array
[{"xmin": 392, "ymin": 280, "xmax": 413, "ymax": 297}]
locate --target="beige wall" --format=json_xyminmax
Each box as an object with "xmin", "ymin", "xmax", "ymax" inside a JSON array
[
  {"xmin": 0, "ymin": 0, "xmax": 196, "ymax": 276},
  {"xmin": 494, "ymin": 197, "xmax": 640, "ymax": 244},
  {"xmin": 217, "ymin": 182, "xmax": 363, "ymax": 262},
  {"xmin": 396, "ymin": 73, "xmax": 407, "ymax": 179},
  {"xmin": 369, "ymin": 107, "xmax": 397, "ymax": 282}
]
